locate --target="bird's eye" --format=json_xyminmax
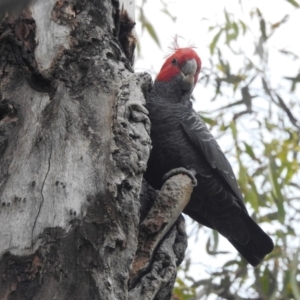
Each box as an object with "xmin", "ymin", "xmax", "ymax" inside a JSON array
[{"xmin": 171, "ymin": 58, "xmax": 178, "ymax": 65}]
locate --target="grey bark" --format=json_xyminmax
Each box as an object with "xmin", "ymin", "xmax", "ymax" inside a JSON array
[
  {"xmin": 129, "ymin": 175, "xmax": 191, "ymax": 300},
  {"xmin": 130, "ymin": 174, "xmax": 192, "ymax": 287},
  {"xmin": 0, "ymin": 0, "xmax": 188, "ymax": 299},
  {"xmin": 0, "ymin": 0, "xmax": 33, "ymax": 18}
]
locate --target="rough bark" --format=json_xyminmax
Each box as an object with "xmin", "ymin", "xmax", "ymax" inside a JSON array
[
  {"xmin": 0, "ymin": 0, "xmax": 33, "ymax": 18},
  {"xmin": 0, "ymin": 0, "xmax": 189, "ymax": 299},
  {"xmin": 129, "ymin": 175, "xmax": 191, "ymax": 300},
  {"xmin": 130, "ymin": 175, "xmax": 192, "ymax": 287}
]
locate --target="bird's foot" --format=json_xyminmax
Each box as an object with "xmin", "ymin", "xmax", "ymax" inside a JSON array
[{"xmin": 163, "ymin": 167, "xmax": 197, "ymax": 187}]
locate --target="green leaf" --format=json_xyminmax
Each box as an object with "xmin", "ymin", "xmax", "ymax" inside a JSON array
[
  {"xmin": 260, "ymin": 18, "xmax": 267, "ymax": 41},
  {"xmin": 226, "ymin": 22, "xmax": 240, "ymax": 44},
  {"xmin": 286, "ymin": 0, "xmax": 300, "ymax": 7},
  {"xmin": 217, "ymin": 49, "xmax": 231, "ymax": 75},
  {"xmin": 238, "ymin": 161, "xmax": 248, "ymax": 193},
  {"xmin": 268, "ymin": 156, "xmax": 285, "ymax": 223},
  {"xmin": 191, "ymin": 279, "xmax": 211, "ymax": 289},
  {"xmin": 279, "ymin": 48, "xmax": 299, "ymax": 59},
  {"xmin": 261, "ymin": 266, "xmax": 270, "ymax": 295},
  {"xmin": 174, "ymin": 275, "xmax": 196, "ymax": 299},
  {"xmin": 144, "ymin": 22, "xmax": 161, "ymax": 48},
  {"xmin": 232, "ymin": 22, "xmax": 239, "ymax": 39},
  {"xmin": 245, "ymin": 188, "xmax": 259, "ymax": 212},
  {"xmin": 139, "ymin": 9, "xmax": 161, "ymax": 48},
  {"xmin": 271, "ymin": 15, "xmax": 289, "ymax": 30},
  {"xmin": 205, "ymin": 231, "xmax": 219, "ymax": 254},
  {"xmin": 229, "ymin": 120, "xmax": 238, "ymax": 141},
  {"xmin": 209, "ymin": 29, "xmax": 223, "ymax": 54},
  {"xmin": 161, "ymin": 8, "xmax": 177, "ymax": 22},
  {"xmin": 256, "ymin": 8, "xmax": 262, "ymax": 17},
  {"xmin": 239, "ymin": 20, "xmax": 247, "ymax": 35},
  {"xmin": 287, "ymin": 225, "xmax": 296, "ymax": 236},
  {"xmin": 224, "ymin": 9, "xmax": 230, "ymax": 24},
  {"xmin": 201, "ymin": 116, "xmax": 217, "ymax": 126},
  {"xmin": 243, "ymin": 142, "xmax": 257, "ymax": 160},
  {"xmin": 260, "ymin": 212, "xmax": 280, "ymax": 222},
  {"xmin": 290, "ymin": 254, "xmax": 300, "ymax": 300},
  {"xmin": 223, "ymin": 260, "xmax": 239, "ymax": 268}
]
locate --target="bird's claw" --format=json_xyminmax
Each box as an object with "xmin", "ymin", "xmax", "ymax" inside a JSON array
[{"xmin": 163, "ymin": 167, "xmax": 197, "ymax": 187}]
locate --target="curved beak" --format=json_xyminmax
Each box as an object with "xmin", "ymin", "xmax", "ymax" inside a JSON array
[{"xmin": 181, "ymin": 59, "xmax": 197, "ymax": 92}]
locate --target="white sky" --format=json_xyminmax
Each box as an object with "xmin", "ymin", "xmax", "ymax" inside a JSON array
[{"xmin": 134, "ymin": 1, "xmax": 300, "ymax": 298}]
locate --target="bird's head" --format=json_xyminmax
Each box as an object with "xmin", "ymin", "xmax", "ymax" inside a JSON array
[{"xmin": 153, "ymin": 48, "xmax": 201, "ymax": 103}]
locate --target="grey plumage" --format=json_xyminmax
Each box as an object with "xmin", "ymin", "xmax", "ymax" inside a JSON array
[{"xmin": 145, "ymin": 75, "xmax": 274, "ymax": 267}]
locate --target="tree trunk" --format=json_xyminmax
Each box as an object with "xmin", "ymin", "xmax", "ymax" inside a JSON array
[{"xmin": 0, "ymin": 1, "xmax": 188, "ymax": 299}]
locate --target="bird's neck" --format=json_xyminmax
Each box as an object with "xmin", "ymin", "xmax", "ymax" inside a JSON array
[{"xmin": 150, "ymin": 77, "xmax": 193, "ymax": 105}]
